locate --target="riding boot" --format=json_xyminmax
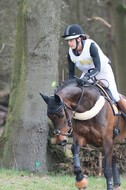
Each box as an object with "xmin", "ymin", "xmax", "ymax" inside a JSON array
[{"xmin": 117, "ymin": 96, "xmax": 126, "ymax": 114}]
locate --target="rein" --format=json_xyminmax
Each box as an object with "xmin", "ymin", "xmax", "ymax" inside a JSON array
[
  {"xmin": 54, "ymin": 86, "xmax": 85, "ymax": 136},
  {"xmin": 72, "ymin": 86, "xmax": 85, "ymax": 118}
]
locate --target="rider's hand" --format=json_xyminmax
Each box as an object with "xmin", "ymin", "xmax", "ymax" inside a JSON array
[
  {"xmin": 77, "ymin": 76, "xmax": 88, "ymax": 86},
  {"xmin": 84, "ymin": 73, "xmax": 90, "ymax": 80},
  {"xmin": 77, "ymin": 78, "xmax": 85, "ymax": 86},
  {"xmin": 74, "ymin": 74, "xmax": 90, "ymax": 86}
]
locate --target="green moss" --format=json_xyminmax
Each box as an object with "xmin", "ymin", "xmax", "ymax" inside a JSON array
[
  {"xmin": 0, "ymin": 0, "xmax": 27, "ymax": 158},
  {"xmin": 116, "ymin": 4, "xmax": 126, "ymax": 14}
]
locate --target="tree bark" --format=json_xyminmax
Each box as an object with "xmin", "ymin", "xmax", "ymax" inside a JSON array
[
  {"xmin": 107, "ymin": 0, "xmax": 126, "ymax": 95},
  {"xmin": 0, "ymin": 0, "xmax": 61, "ymax": 173},
  {"xmin": 0, "ymin": 0, "xmax": 17, "ymax": 92}
]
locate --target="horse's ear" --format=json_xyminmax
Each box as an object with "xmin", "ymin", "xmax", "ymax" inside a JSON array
[
  {"xmin": 54, "ymin": 94, "xmax": 61, "ymax": 103},
  {"xmin": 39, "ymin": 93, "xmax": 49, "ymax": 104}
]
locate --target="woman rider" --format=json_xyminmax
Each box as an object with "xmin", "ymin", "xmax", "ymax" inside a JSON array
[{"xmin": 62, "ymin": 24, "xmax": 126, "ymax": 114}]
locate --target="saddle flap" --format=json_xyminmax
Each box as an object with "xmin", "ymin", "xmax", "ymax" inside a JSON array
[{"xmin": 96, "ymin": 83, "xmax": 121, "ymax": 116}]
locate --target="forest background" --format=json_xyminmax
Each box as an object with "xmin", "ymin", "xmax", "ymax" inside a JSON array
[{"xmin": 0, "ymin": 0, "xmax": 126, "ymax": 175}]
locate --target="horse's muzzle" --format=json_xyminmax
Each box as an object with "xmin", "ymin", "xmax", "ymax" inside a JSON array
[{"xmin": 58, "ymin": 139, "xmax": 68, "ymax": 146}]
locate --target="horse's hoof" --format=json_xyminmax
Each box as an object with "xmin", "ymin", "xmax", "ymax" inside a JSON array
[
  {"xmin": 113, "ymin": 186, "xmax": 121, "ymax": 190},
  {"xmin": 75, "ymin": 175, "xmax": 88, "ymax": 189},
  {"xmin": 107, "ymin": 180, "xmax": 113, "ymax": 190}
]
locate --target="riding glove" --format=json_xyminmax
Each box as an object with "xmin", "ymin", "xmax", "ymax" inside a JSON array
[{"xmin": 77, "ymin": 75, "xmax": 89, "ymax": 86}]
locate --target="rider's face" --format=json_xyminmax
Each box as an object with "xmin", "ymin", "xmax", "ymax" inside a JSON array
[{"xmin": 67, "ymin": 39, "xmax": 77, "ymax": 49}]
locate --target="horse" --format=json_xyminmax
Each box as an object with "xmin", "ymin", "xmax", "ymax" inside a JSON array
[{"xmin": 40, "ymin": 78, "xmax": 126, "ymax": 190}]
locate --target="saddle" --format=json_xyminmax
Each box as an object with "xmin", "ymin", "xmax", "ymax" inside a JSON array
[
  {"xmin": 96, "ymin": 82, "xmax": 121, "ymax": 116},
  {"xmin": 96, "ymin": 82, "xmax": 121, "ymax": 139}
]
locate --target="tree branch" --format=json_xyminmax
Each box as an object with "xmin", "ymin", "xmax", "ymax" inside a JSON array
[{"xmin": 87, "ymin": 16, "xmax": 111, "ymax": 28}]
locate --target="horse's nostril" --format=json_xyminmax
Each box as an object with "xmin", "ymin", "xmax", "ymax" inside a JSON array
[{"xmin": 60, "ymin": 140, "xmax": 67, "ymax": 146}]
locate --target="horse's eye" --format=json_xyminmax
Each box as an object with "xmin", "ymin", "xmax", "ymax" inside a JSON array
[
  {"xmin": 58, "ymin": 114, "xmax": 64, "ymax": 119},
  {"xmin": 61, "ymin": 114, "xmax": 64, "ymax": 118}
]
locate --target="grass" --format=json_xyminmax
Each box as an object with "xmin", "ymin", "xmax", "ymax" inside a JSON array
[{"xmin": 0, "ymin": 169, "xmax": 126, "ymax": 190}]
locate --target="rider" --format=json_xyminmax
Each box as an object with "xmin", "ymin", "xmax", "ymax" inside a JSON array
[{"xmin": 62, "ymin": 24, "xmax": 126, "ymax": 114}]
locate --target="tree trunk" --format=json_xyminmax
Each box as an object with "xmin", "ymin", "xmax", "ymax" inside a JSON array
[
  {"xmin": 0, "ymin": 0, "xmax": 61, "ymax": 173},
  {"xmin": 0, "ymin": 0, "xmax": 17, "ymax": 92},
  {"xmin": 107, "ymin": 0, "xmax": 126, "ymax": 95}
]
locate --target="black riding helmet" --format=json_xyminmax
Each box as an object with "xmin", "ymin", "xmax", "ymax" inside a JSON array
[{"xmin": 62, "ymin": 24, "xmax": 84, "ymax": 41}]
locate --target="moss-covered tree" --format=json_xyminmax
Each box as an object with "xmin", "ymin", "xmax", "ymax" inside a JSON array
[{"xmin": 0, "ymin": 0, "xmax": 61, "ymax": 172}]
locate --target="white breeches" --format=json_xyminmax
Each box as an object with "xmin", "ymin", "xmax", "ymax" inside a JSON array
[{"xmin": 81, "ymin": 64, "xmax": 120, "ymax": 102}]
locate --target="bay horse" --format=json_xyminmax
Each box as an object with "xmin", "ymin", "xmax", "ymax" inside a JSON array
[{"xmin": 40, "ymin": 78, "xmax": 126, "ymax": 190}]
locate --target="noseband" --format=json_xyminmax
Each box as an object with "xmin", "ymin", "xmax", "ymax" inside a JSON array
[
  {"xmin": 54, "ymin": 86, "xmax": 85, "ymax": 136},
  {"xmin": 54, "ymin": 102, "xmax": 73, "ymax": 136}
]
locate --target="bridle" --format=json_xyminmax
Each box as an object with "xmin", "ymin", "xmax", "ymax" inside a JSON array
[
  {"xmin": 54, "ymin": 86, "xmax": 85, "ymax": 137},
  {"xmin": 54, "ymin": 102, "xmax": 73, "ymax": 136}
]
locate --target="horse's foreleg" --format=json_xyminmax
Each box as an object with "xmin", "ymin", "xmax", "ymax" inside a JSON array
[
  {"xmin": 71, "ymin": 139, "xmax": 81, "ymax": 177},
  {"xmin": 104, "ymin": 156, "xmax": 113, "ymax": 190},
  {"xmin": 112, "ymin": 156, "xmax": 121, "ymax": 188},
  {"xmin": 104, "ymin": 138, "xmax": 113, "ymax": 190},
  {"xmin": 71, "ymin": 136, "xmax": 88, "ymax": 189}
]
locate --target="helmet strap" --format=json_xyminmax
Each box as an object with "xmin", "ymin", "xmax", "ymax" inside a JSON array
[
  {"xmin": 81, "ymin": 38, "xmax": 84, "ymax": 49},
  {"xmin": 76, "ymin": 38, "xmax": 79, "ymax": 50}
]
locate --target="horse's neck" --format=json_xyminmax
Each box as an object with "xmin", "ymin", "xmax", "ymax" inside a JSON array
[
  {"xmin": 59, "ymin": 85, "xmax": 81, "ymax": 105},
  {"xmin": 59, "ymin": 86, "xmax": 98, "ymax": 112}
]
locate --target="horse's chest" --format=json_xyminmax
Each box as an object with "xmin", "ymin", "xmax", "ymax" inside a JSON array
[{"xmin": 73, "ymin": 124, "xmax": 102, "ymax": 146}]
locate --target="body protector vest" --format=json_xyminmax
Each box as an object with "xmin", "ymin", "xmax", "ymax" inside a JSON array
[{"xmin": 69, "ymin": 39, "xmax": 109, "ymax": 75}]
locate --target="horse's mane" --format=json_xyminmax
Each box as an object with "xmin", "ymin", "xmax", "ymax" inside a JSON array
[{"xmin": 55, "ymin": 79, "xmax": 77, "ymax": 94}]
